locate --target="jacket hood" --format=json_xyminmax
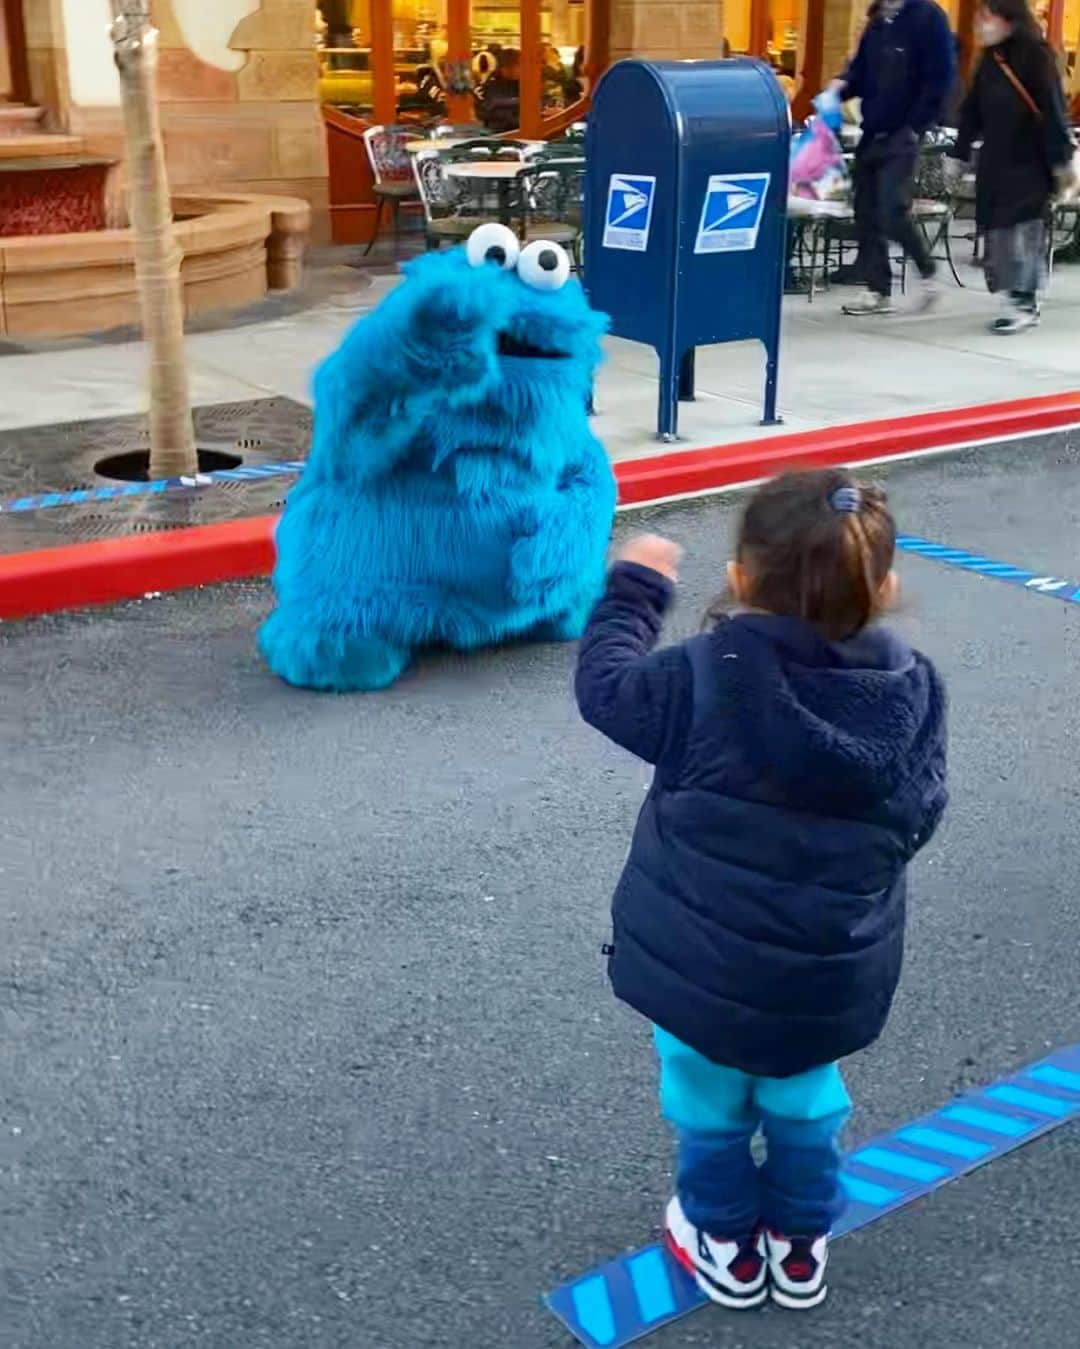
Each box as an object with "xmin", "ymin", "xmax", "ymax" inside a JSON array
[{"xmin": 724, "ymin": 613, "xmax": 937, "ymax": 810}]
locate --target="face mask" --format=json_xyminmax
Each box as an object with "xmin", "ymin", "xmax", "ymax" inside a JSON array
[{"xmin": 976, "ymin": 15, "xmax": 1010, "ymax": 45}]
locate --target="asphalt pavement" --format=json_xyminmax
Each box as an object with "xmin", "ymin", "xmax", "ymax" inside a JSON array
[{"xmin": 3, "ymin": 431, "xmax": 1080, "ymax": 1349}]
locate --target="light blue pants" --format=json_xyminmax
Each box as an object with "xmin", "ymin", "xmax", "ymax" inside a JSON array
[{"xmin": 654, "ymin": 1027, "xmax": 852, "ymax": 1237}]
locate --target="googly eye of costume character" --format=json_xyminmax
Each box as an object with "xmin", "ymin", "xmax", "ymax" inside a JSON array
[
  {"xmin": 260, "ymin": 225, "xmax": 615, "ymax": 692},
  {"xmin": 518, "ymin": 240, "xmax": 571, "ymax": 291},
  {"xmin": 466, "ymin": 224, "xmax": 571, "ymax": 292},
  {"xmin": 466, "ymin": 222, "xmax": 520, "ymax": 271}
]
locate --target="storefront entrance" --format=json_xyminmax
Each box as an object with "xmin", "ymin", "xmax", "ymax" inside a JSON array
[{"xmin": 317, "ymin": 0, "xmax": 600, "ymax": 138}]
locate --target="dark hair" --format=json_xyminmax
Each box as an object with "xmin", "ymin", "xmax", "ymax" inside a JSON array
[
  {"xmin": 707, "ymin": 469, "xmax": 896, "ymax": 641},
  {"xmin": 982, "ymin": 0, "xmax": 1042, "ymax": 39}
]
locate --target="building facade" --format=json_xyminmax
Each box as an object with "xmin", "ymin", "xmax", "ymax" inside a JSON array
[
  {"xmin": 4, "ymin": 0, "xmax": 329, "ymax": 234},
  {"xmin": 2, "ymin": 0, "xmax": 1078, "ymax": 244}
]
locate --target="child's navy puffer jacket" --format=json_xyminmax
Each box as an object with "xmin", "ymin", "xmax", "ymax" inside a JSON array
[{"xmin": 575, "ymin": 562, "xmax": 948, "ymax": 1079}]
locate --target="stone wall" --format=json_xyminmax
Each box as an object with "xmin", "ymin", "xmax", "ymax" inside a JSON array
[
  {"xmin": 22, "ymin": 0, "xmax": 329, "ymax": 240},
  {"xmin": 821, "ymin": 0, "xmax": 862, "ymax": 83},
  {"xmin": 24, "ymin": 0, "xmax": 69, "ymax": 120},
  {"xmin": 610, "ymin": 0, "xmax": 726, "ymax": 62}
]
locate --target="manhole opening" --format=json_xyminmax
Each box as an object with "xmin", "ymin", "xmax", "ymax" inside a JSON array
[{"xmin": 93, "ymin": 447, "xmax": 243, "ymax": 483}]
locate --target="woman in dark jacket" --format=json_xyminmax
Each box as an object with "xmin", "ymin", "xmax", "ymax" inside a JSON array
[{"xmin": 950, "ymin": 0, "xmax": 1075, "ymax": 333}]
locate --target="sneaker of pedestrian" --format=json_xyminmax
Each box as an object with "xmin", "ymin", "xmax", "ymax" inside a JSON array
[
  {"xmin": 664, "ymin": 1196, "xmax": 767, "ymax": 1309},
  {"xmin": 765, "ymin": 1230, "xmax": 830, "ymax": 1309},
  {"xmin": 989, "ymin": 299, "xmax": 1040, "ymax": 335},
  {"xmin": 842, "ymin": 288, "xmax": 893, "ymax": 316},
  {"xmin": 913, "ymin": 272, "xmax": 942, "ymax": 313}
]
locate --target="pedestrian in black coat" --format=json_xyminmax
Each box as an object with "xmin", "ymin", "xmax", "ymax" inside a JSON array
[
  {"xmin": 830, "ymin": 0, "xmax": 956, "ymax": 316},
  {"xmin": 949, "ymin": 0, "xmax": 1075, "ymax": 333},
  {"xmin": 574, "ymin": 470, "xmax": 948, "ymax": 1309}
]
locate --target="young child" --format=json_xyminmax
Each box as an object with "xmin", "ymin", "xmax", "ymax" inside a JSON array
[{"xmin": 574, "ymin": 469, "xmax": 947, "ymax": 1310}]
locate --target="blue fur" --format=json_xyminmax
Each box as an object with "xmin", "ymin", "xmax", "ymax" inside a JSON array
[{"xmin": 259, "ymin": 245, "xmax": 616, "ymax": 691}]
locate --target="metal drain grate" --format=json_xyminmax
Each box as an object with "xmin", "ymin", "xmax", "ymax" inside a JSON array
[{"xmin": 0, "ymin": 398, "xmax": 311, "ymax": 555}]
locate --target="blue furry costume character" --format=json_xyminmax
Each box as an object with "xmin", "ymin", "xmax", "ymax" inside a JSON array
[{"xmin": 260, "ymin": 224, "xmax": 616, "ymax": 692}]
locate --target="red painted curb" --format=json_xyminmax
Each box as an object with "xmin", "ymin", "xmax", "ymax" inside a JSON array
[
  {"xmin": 2, "ymin": 391, "xmax": 1077, "ymax": 621},
  {"xmin": 0, "ymin": 515, "xmax": 276, "ymax": 621},
  {"xmin": 615, "ymin": 391, "xmax": 1080, "ymax": 503}
]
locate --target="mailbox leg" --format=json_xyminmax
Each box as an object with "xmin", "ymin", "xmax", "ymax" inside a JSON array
[
  {"xmin": 678, "ymin": 349, "xmax": 696, "ymax": 402},
  {"xmin": 762, "ymin": 343, "xmax": 783, "ymax": 427},
  {"xmin": 658, "ymin": 353, "xmax": 680, "ymax": 442}
]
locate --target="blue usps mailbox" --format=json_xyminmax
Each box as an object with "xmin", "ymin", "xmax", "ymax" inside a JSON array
[{"xmin": 585, "ymin": 59, "xmax": 790, "ymax": 440}]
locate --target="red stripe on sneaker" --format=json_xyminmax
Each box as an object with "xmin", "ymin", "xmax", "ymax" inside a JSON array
[{"xmin": 664, "ymin": 1230, "xmax": 698, "ymax": 1278}]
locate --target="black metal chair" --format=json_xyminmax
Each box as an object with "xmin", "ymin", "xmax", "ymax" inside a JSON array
[
  {"xmin": 362, "ymin": 123, "xmax": 421, "ymax": 256},
  {"xmin": 528, "ymin": 139, "xmax": 588, "ymax": 163},
  {"xmin": 906, "ymin": 143, "xmax": 964, "ymax": 287},
  {"xmin": 412, "ymin": 148, "xmax": 477, "ymax": 249},
  {"xmin": 1049, "ymin": 200, "xmax": 1080, "ymax": 276},
  {"xmin": 515, "ymin": 159, "xmax": 584, "ymax": 266}
]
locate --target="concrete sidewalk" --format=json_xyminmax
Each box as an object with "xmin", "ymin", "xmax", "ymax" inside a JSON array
[{"xmin": 1, "ymin": 243, "xmax": 1077, "ymax": 460}]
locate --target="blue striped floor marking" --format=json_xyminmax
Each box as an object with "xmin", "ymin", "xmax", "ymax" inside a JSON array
[
  {"xmin": 543, "ymin": 1041, "xmax": 1080, "ymax": 1348},
  {"xmin": 941, "ymin": 1104, "xmax": 1030, "ymax": 1138},
  {"xmin": 897, "ymin": 534, "xmax": 1080, "ymax": 607},
  {"xmin": 1029, "ymin": 1064, "xmax": 1080, "ymax": 1093},
  {"xmin": 895, "ymin": 1126, "xmax": 991, "ymax": 1161},
  {"xmin": 850, "ymin": 1146, "xmax": 949, "ymax": 1183},
  {"xmin": 627, "ymin": 1249, "xmax": 675, "ymax": 1324},
  {"xmin": 985, "ymin": 1084, "xmax": 1072, "ymax": 1118},
  {"xmin": 0, "ymin": 460, "xmax": 306, "ymax": 514},
  {"xmin": 840, "ymin": 1173, "xmax": 901, "ymax": 1206},
  {"xmin": 571, "ymin": 1276, "xmax": 616, "ymax": 1346}
]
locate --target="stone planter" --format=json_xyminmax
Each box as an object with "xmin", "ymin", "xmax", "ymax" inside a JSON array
[{"xmin": 0, "ymin": 191, "xmax": 310, "ymax": 338}]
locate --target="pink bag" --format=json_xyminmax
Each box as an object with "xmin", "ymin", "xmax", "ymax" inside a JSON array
[{"xmin": 789, "ymin": 119, "xmax": 847, "ymax": 202}]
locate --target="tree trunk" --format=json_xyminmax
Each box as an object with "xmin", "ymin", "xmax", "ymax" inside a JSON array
[{"xmin": 109, "ymin": 1, "xmax": 197, "ymax": 479}]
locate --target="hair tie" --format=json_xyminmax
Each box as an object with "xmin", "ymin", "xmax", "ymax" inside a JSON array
[{"xmin": 829, "ymin": 485, "xmax": 861, "ymax": 514}]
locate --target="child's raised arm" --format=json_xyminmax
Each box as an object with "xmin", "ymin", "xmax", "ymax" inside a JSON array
[{"xmin": 574, "ymin": 536, "xmax": 692, "ymax": 768}]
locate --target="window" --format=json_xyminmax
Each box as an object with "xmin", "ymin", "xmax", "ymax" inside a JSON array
[
  {"xmin": 1063, "ymin": 0, "xmax": 1079, "ymax": 104},
  {"xmin": 318, "ymin": 0, "xmax": 599, "ymax": 131},
  {"xmin": 391, "ymin": 0, "xmax": 451, "ymax": 125},
  {"xmin": 317, "ymin": 0, "xmax": 376, "ymax": 116}
]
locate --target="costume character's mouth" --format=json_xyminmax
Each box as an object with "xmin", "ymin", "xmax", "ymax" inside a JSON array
[{"xmin": 497, "ymin": 331, "xmax": 569, "ymax": 360}]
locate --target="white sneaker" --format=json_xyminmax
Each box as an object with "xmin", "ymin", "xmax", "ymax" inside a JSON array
[
  {"xmin": 664, "ymin": 1196, "xmax": 767, "ymax": 1309},
  {"xmin": 989, "ymin": 301, "xmax": 1040, "ymax": 335},
  {"xmin": 765, "ymin": 1230, "xmax": 830, "ymax": 1309},
  {"xmin": 842, "ymin": 288, "xmax": 894, "ymax": 316}
]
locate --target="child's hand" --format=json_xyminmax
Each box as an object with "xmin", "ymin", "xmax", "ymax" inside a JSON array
[{"xmin": 616, "ymin": 534, "xmax": 683, "ymax": 582}]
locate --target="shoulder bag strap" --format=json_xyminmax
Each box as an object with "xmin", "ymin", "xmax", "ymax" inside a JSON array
[{"xmin": 992, "ymin": 50, "xmax": 1044, "ymax": 122}]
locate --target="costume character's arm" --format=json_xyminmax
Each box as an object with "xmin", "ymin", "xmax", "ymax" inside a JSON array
[
  {"xmin": 508, "ymin": 441, "xmax": 616, "ymax": 606},
  {"xmin": 574, "ymin": 562, "xmax": 693, "ymax": 767},
  {"xmin": 306, "ymin": 257, "xmax": 511, "ymax": 485}
]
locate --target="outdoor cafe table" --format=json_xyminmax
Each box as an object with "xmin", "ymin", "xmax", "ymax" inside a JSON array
[
  {"xmin": 404, "ymin": 137, "xmax": 546, "ymax": 155},
  {"xmin": 404, "ymin": 137, "xmax": 474, "ymax": 154},
  {"xmin": 787, "ymin": 194, "xmax": 853, "ymax": 302},
  {"xmin": 442, "ymin": 159, "xmax": 527, "ymax": 226}
]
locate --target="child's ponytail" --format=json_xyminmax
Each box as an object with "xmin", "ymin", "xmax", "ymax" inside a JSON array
[{"xmin": 709, "ymin": 470, "xmax": 896, "ymax": 640}]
